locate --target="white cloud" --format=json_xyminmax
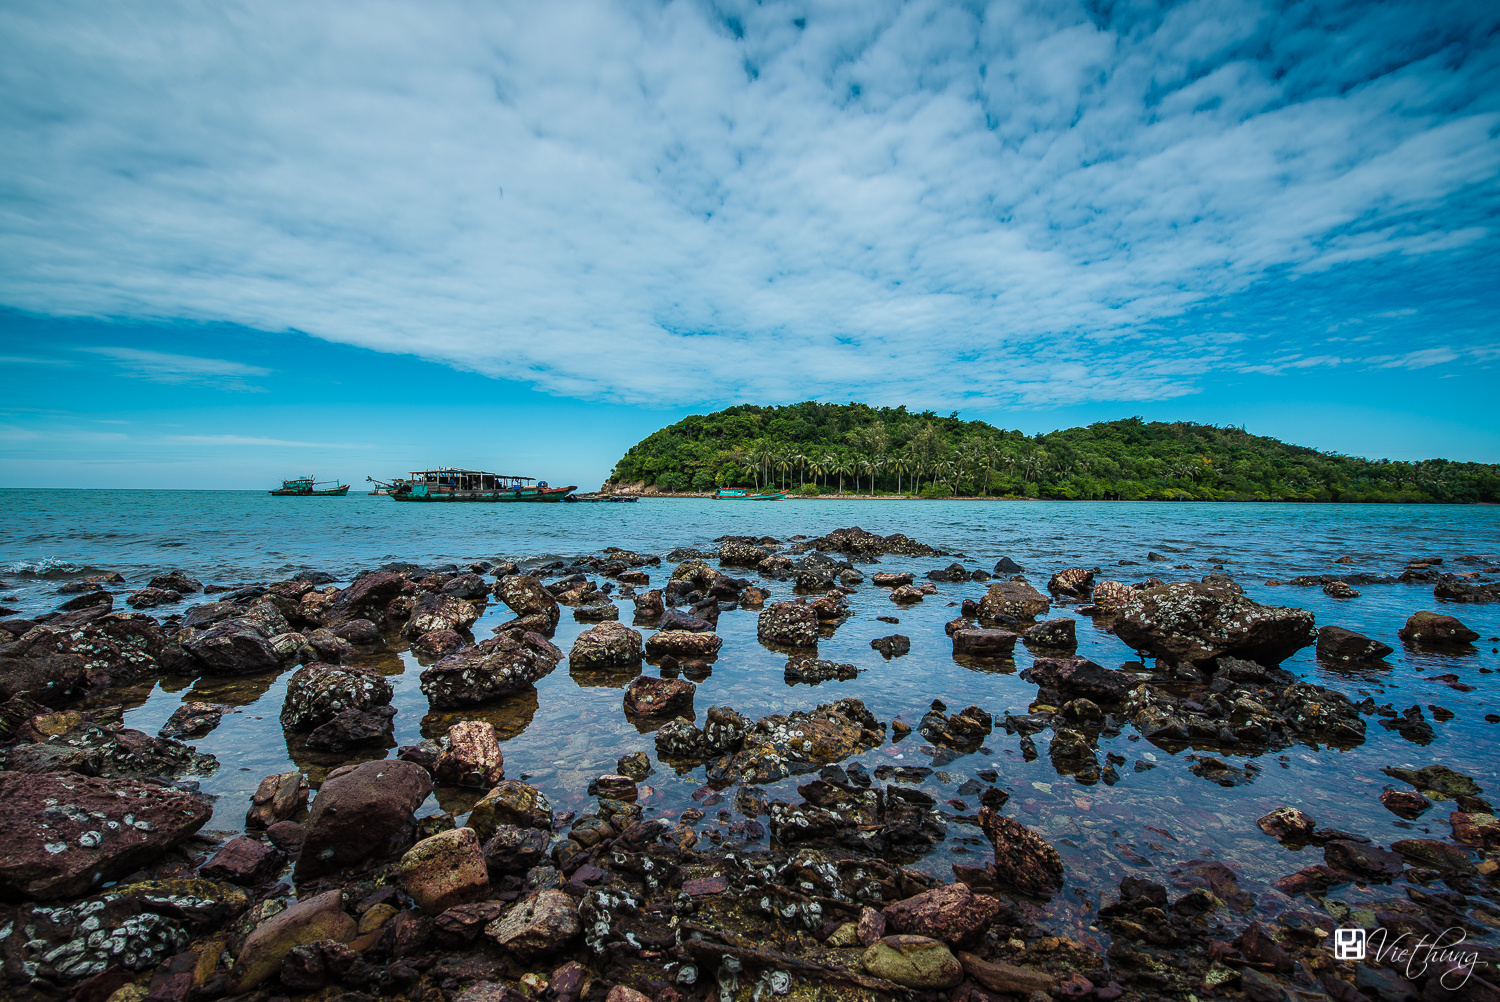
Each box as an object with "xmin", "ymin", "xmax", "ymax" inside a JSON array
[
  {"xmin": 0, "ymin": 0, "xmax": 1494, "ymax": 408},
  {"xmin": 79, "ymin": 347, "xmax": 271, "ymax": 389},
  {"xmin": 166, "ymin": 435, "xmax": 367, "ymax": 448}
]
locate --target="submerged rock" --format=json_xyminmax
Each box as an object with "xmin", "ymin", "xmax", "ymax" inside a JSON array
[
  {"xmin": 870, "ymin": 634, "xmax": 911, "ymax": 658},
  {"xmin": 1113, "ymin": 582, "xmax": 1316, "ymax": 666},
  {"xmin": 1397, "ymin": 611, "xmax": 1479, "ymax": 645},
  {"xmin": 977, "ymin": 807, "xmax": 1064, "ymax": 897},
  {"xmin": 1316, "ymin": 625, "xmax": 1393, "ymax": 664}
]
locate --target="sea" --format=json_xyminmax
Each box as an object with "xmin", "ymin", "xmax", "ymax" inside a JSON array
[{"xmin": 3, "ymin": 489, "xmax": 1498, "ymax": 943}]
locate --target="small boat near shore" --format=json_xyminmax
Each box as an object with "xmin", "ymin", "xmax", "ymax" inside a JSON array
[
  {"xmin": 369, "ymin": 468, "xmax": 576, "ymax": 502},
  {"xmin": 712, "ymin": 488, "xmax": 789, "ymax": 500},
  {"xmin": 269, "ymin": 477, "xmax": 349, "ymax": 497},
  {"xmin": 564, "ymin": 493, "xmax": 639, "ymax": 503}
]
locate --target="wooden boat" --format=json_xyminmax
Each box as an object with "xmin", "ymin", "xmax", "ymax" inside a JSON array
[
  {"xmin": 564, "ymin": 493, "xmax": 639, "ymax": 503},
  {"xmin": 712, "ymin": 488, "xmax": 788, "ymax": 501},
  {"xmin": 269, "ymin": 477, "xmax": 349, "ymax": 497},
  {"xmin": 370, "ymin": 468, "xmax": 576, "ymax": 502}
]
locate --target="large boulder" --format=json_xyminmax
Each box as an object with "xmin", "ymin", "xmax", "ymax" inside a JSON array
[
  {"xmin": 181, "ymin": 617, "xmax": 283, "ymax": 674},
  {"xmin": 420, "ymin": 633, "xmax": 561, "ymax": 707},
  {"xmin": 757, "ymin": 602, "xmax": 819, "ymax": 647},
  {"xmin": 1397, "ymin": 611, "xmax": 1479, "ymax": 646},
  {"xmin": 399, "ymin": 827, "xmax": 490, "ymax": 914},
  {"xmin": 623, "ymin": 675, "xmax": 695, "ymax": 717},
  {"xmin": 861, "ymin": 935, "xmax": 963, "ymax": 990},
  {"xmin": 495, "ymin": 575, "xmax": 561, "ymax": 633},
  {"xmin": 324, "ymin": 571, "xmax": 409, "ymax": 627},
  {"xmin": 466, "ymin": 780, "xmax": 554, "ymax": 840},
  {"xmin": 0, "ymin": 651, "xmax": 87, "ymax": 703},
  {"xmin": 434, "ymin": 720, "xmax": 505, "ymax": 787},
  {"xmin": 1047, "ymin": 568, "xmax": 1094, "ymax": 598},
  {"xmin": 1113, "ymin": 583, "xmax": 1316, "ymax": 666},
  {"xmin": 485, "ymin": 888, "xmax": 579, "ymax": 959},
  {"xmin": 569, "ymin": 621, "xmax": 644, "ymax": 671},
  {"xmin": 1316, "ymin": 626, "xmax": 1394, "ymax": 664},
  {"xmin": 402, "ymin": 593, "xmax": 481, "ymax": 636},
  {"xmin": 976, "ymin": 581, "xmax": 1050, "ymax": 623},
  {"xmin": 280, "ymin": 663, "xmax": 394, "ymax": 730},
  {"xmin": 1024, "ymin": 657, "xmax": 1137, "ymax": 702},
  {"xmin": 304, "ymin": 705, "xmax": 397, "ymax": 752},
  {"xmin": 881, "ymin": 882, "xmax": 1001, "ymax": 947},
  {"xmin": 644, "ymin": 630, "xmax": 724, "ymax": 658},
  {"xmin": 229, "ymin": 889, "xmax": 355, "ymax": 991},
  {"xmin": 978, "ymin": 807, "xmax": 1064, "ymax": 897},
  {"xmin": 294, "ymin": 759, "xmax": 433, "ymax": 880},
  {"xmin": 0, "ymin": 773, "xmax": 211, "ymax": 899},
  {"xmin": 719, "ymin": 540, "xmax": 769, "ymax": 567},
  {"xmin": 951, "ymin": 628, "xmax": 1018, "ymax": 657}
]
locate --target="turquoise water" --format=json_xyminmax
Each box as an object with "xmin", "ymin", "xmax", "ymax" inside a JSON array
[{"xmin": 3, "ymin": 491, "xmax": 1499, "ymax": 945}]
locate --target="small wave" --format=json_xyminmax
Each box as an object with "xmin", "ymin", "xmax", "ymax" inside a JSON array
[{"xmin": 3, "ymin": 557, "xmax": 85, "ymax": 578}]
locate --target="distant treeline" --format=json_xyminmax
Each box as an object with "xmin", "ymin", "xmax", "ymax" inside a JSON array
[{"xmin": 606, "ymin": 402, "xmax": 1500, "ymax": 503}]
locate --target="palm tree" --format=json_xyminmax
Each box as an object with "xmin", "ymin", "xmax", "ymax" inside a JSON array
[
  {"xmin": 861, "ymin": 454, "xmax": 882, "ymax": 494},
  {"xmin": 888, "ymin": 452, "xmax": 909, "ymax": 496},
  {"xmin": 740, "ymin": 456, "xmax": 760, "ymax": 489},
  {"xmin": 793, "ymin": 451, "xmax": 808, "ymax": 487},
  {"xmin": 810, "ymin": 453, "xmax": 830, "ymax": 489},
  {"xmin": 775, "ymin": 449, "xmax": 794, "ymax": 490},
  {"xmin": 833, "ymin": 456, "xmax": 854, "ymax": 495}
]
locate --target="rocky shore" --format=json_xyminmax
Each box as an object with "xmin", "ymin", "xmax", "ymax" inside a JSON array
[{"xmin": 0, "ymin": 529, "xmax": 1497, "ymax": 1002}]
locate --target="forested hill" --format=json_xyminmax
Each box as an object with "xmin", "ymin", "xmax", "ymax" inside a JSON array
[{"xmin": 605, "ymin": 402, "xmax": 1500, "ymax": 503}]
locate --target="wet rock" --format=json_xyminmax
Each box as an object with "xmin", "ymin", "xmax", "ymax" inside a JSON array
[
  {"xmin": 927, "ymin": 563, "xmax": 971, "ymax": 582},
  {"xmin": 654, "ymin": 718, "xmax": 706, "ymax": 758},
  {"xmin": 432, "ymin": 900, "xmax": 506, "ymax": 948},
  {"xmin": 266, "ymin": 820, "xmax": 306, "ymax": 853},
  {"xmin": 719, "ymin": 540, "xmax": 769, "ymax": 566},
  {"xmin": 573, "ymin": 600, "xmax": 619, "ymax": 622},
  {"xmin": 1380, "ymin": 704, "xmax": 1436, "ymax": 744},
  {"xmin": 1434, "ymin": 578, "xmax": 1500, "ymax": 603},
  {"xmin": 443, "ymin": 573, "xmax": 491, "ymax": 599},
  {"xmin": 978, "ymin": 807, "xmax": 1064, "ymax": 897},
  {"xmin": 1048, "ymin": 568, "xmax": 1094, "ymax": 598},
  {"xmin": 952, "ymin": 627, "xmax": 1018, "ymax": 657},
  {"xmin": 889, "ymin": 584, "xmax": 925, "ymax": 604},
  {"xmin": 617, "ymin": 751, "xmax": 651, "ymax": 780},
  {"xmin": 994, "ymin": 557, "xmax": 1024, "ymax": 574},
  {"xmin": 568, "ymin": 621, "xmax": 644, "ymax": 671},
  {"xmin": 873, "ymin": 572, "xmax": 915, "ymax": 587},
  {"xmin": 1390, "ymin": 837, "xmax": 1473, "ymax": 871},
  {"xmin": 1397, "ymin": 611, "xmax": 1479, "ymax": 645},
  {"xmin": 870, "ymin": 634, "xmax": 911, "ymax": 658},
  {"xmin": 246, "ymin": 770, "xmax": 310, "ymax": 828},
  {"xmin": 1448, "ymin": 811, "xmax": 1500, "ymax": 850},
  {"xmin": 861, "ymin": 935, "xmax": 963, "ymax": 989},
  {"xmin": 304, "ymin": 704, "xmax": 397, "ymax": 751},
  {"xmin": 229, "ymin": 889, "xmax": 355, "ymax": 992},
  {"xmin": 149, "ymin": 571, "xmax": 203, "ymax": 594},
  {"xmin": 958, "ymin": 952, "xmax": 1057, "ymax": 995},
  {"xmin": 280, "ymin": 663, "xmax": 394, "ymax": 732},
  {"xmin": 1022, "ymin": 618, "xmax": 1077, "ymax": 648},
  {"xmin": 0, "ymin": 772, "xmax": 211, "ymax": 899},
  {"xmin": 632, "ymin": 589, "xmax": 664, "ymax": 621},
  {"xmin": 809, "ymin": 526, "xmax": 943, "ymax": 558},
  {"xmin": 1323, "ymin": 840, "xmax": 1404, "ymax": 880},
  {"xmin": 643, "ymin": 629, "xmax": 723, "ymax": 659},
  {"xmin": 1114, "ymin": 582, "xmax": 1316, "ymax": 666},
  {"xmin": 434, "ymin": 719, "xmax": 505, "ymax": 787},
  {"xmin": 881, "ymin": 882, "xmax": 1001, "ymax": 947},
  {"xmin": 757, "ymin": 602, "xmax": 820, "ymax": 647},
  {"xmin": 1235, "ymin": 922, "xmax": 1293, "ymax": 973},
  {"xmin": 495, "ymin": 574, "xmax": 561, "ymax": 634},
  {"xmin": 127, "ymin": 587, "xmax": 181, "ymax": 609},
  {"xmin": 1316, "ymin": 625, "xmax": 1393, "ymax": 664},
  {"xmin": 0, "ymin": 650, "xmax": 87, "ymax": 703},
  {"xmin": 1379, "ymin": 788, "xmax": 1432, "ymax": 818},
  {"xmin": 420, "ymin": 632, "xmax": 561, "ymax": 707},
  {"xmin": 976, "ymin": 581, "xmax": 1050, "ymax": 623},
  {"xmin": 920, "ymin": 705, "xmax": 992, "ymax": 750},
  {"xmin": 181, "ymin": 617, "xmax": 284, "ymax": 675},
  {"xmin": 1323, "ymin": 580, "xmax": 1360, "ymax": 599},
  {"xmin": 402, "ymin": 592, "xmax": 481, "ymax": 636},
  {"xmin": 400, "ymin": 827, "xmax": 490, "ymax": 914},
  {"xmin": 466, "ymin": 780, "xmax": 554, "ymax": 840},
  {"xmin": 483, "ymin": 826, "xmax": 551, "ymax": 875},
  {"xmin": 623, "ymin": 675, "xmax": 695, "ymax": 717},
  {"xmin": 1024, "ymin": 656, "xmax": 1136, "ymax": 702},
  {"xmin": 200, "ymin": 834, "xmax": 285, "ymax": 885},
  {"xmin": 656, "ymin": 607, "xmax": 712, "ymax": 632},
  {"xmin": 485, "ymin": 888, "xmax": 579, "ymax": 959},
  {"xmin": 1257, "ymin": 806, "xmax": 1318, "ymax": 843},
  {"xmin": 1090, "ymin": 580, "xmax": 1135, "ymax": 611},
  {"xmin": 595, "ymin": 774, "xmax": 638, "ymax": 801},
  {"xmin": 295, "ymin": 759, "xmax": 433, "ymax": 880},
  {"xmin": 702, "ymin": 705, "xmax": 749, "ymax": 753},
  {"xmin": 1382, "ymin": 763, "xmax": 1483, "ymax": 799},
  {"xmin": 158, "ymin": 701, "xmax": 225, "ymax": 740},
  {"xmin": 330, "ymin": 618, "xmax": 381, "ymax": 645},
  {"xmin": 413, "ymin": 628, "xmax": 467, "ymax": 656},
  {"xmin": 785, "ymin": 657, "xmax": 859, "ymax": 683}
]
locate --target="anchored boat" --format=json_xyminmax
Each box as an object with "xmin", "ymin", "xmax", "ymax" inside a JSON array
[
  {"xmin": 369, "ymin": 468, "xmax": 576, "ymax": 502},
  {"xmin": 712, "ymin": 488, "xmax": 789, "ymax": 500},
  {"xmin": 269, "ymin": 477, "xmax": 349, "ymax": 497}
]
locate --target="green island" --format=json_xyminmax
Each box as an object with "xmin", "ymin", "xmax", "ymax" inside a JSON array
[{"xmin": 607, "ymin": 402, "xmax": 1500, "ymax": 502}]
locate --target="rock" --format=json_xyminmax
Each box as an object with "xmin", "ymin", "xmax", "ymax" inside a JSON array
[
  {"xmin": 976, "ymin": 581, "xmax": 1050, "ymax": 623},
  {"xmin": 1113, "ymin": 582, "xmax": 1316, "ymax": 666},
  {"xmin": 467, "ymin": 780, "xmax": 554, "ymax": 840},
  {"xmin": 881, "ymin": 883, "xmax": 1001, "ymax": 947},
  {"xmin": 0, "ymin": 772, "xmax": 211, "ymax": 899},
  {"xmin": 623, "ymin": 675, "xmax": 695, "ymax": 717},
  {"xmin": 158, "ymin": 701, "xmax": 225, "ymax": 740},
  {"xmin": 873, "ymin": 572, "xmax": 915, "ymax": 587},
  {"xmin": 719, "ymin": 540, "xmax": 769, "ymax": 566},
  {"xmin": 127, "ymin": 588, "xmax": 181, "ymax": 609},
  {"xmin": 702, "ymin": 705, "xmax": 748, "ymax": 753},
  {"xmin": 757, "ymin": 602, "xmax": 820, "ymax": 647},
  {"xmin": 496, "ymin": 575, "xmax": 561, "ymax": 634},
  {"xmin": 482, "ymin": 825, "xmax": 551, "ymax": 875},
  {"xmin": 977, "ymin": 807, "xmax": 1064, "ymax": 897},
  {"xmin": 402, "ymin": 592, "xmax": 480, "ymax": 636},
  {"xmin": 785, "ymin": 657, "xmax": 859, "ymax": 683},
  {"xmin": 1323, "ymin": 580, "xmax": 1360, "ymax": 599},
  {"xmin": 412, "ymin": 628, "xmax": 467, "ymax": 656},
  {"xmin": 432, "ymin": 900, "xmax": 506, "ymax": 947},
  {"xmin": 644, "ymin": 630, "xmax": 723, "ymax": 658},
  {"xmin": 606, "ymin": 987, "xmax": 652, "ymax": 1002},
  {"xmin": 952, "ymin": 628, "xmax": 1018, "ymax": 657},
  {"xmin": 993, "ymin": 557, "xmax": 1024, "ymax": 574},
  {"xmin": 1434, "ymin": 578, "xmax": 1500, "ymax": 603},
  {"xmin": 485, "ymin": 889, "xmax": 579, "ymax": 959},
  {"xmin": 1379, "ymin": 788, "xmax": 1432, "ymax": 819},
  {"xmin": 149, "ymin": 571, "xmax": 203, "ymax": 594},
  {"xmin": 266, "ymin": 820, "xmax": 306, "ymax": 853},
  {"xmin": 870, "ymin": 634, "xmax": 911, "ymax": 658},
  {"xmin": 304, "ymin": 705, "xmax": 396, "ymax": 751},
  {"xmin": 330, "ymin": 618, "xmax": 381, "ymax": 645},
  {"xmin": 229, "ymin": 889, "xmax": 355, "ymax": 991},
  {"xmin": 400, "ymin": 827, "xmax": 490, "ymax": 913},
  {"xmin": 861, "ymin": 935, "xmax": 963, "ymax": 990},
  {"xmin": 1448, "ymin": 811, "xmax": 1500, "ymax": 850},
  {"xmin": 1390, "ymin": 838, "xmax": 1473, "ymax": 871},
  {"xmin": 181, "ymin": 617, "xmax": 283, "ymax": 675},
  {"xmin": 246, "ymin": 771, "xmax": 310, "ymax": 828},
  {"xmin": 617, "ymin": 751, "xmax": 651, "ymax": 780},
  {"xmin": 1235, "ymin": 921, "xmax": 1294, "ymax": 973},
  {"xmin": 569, "ymin": 621, "xmax": 645, "ymax": 671},
  {"xmin": 1257, "ymin": 807, "xmax": 1317, "ymax": 843},
  {"xmin": 1397, "ymin": 611, "xmax": 1479, "ymax": 645},
  {"xmin": 1324, "ymin": 840, "xmax": 1405, "ymax": 880},
  {"xmin": 632, "ymin": 589, "xmax": 664, "ymax": 620},
  {"xmin": 0, "ymin": 651, "xmax": 87, "ymax": 703},
  {"xmin": 1316, "ymin": 626, "xmax": 1393, "ymax": 664},
  {"xmin": 655, "ymin": 718, "xmax": 705, "ymax": 758},
  {"xmin": 957, "ymin": 952, "xmax": 1057, "ymax": 995},
  {"xmin": 434, "ymin": 720, "xmax": 505, "ymax": 787},
  {"xmin": 920, "ymin": 705, "xmax": 993, "ymax": 750},
  {"xmin": 1024, "ymin": 656, "xmax": 1136, "ymax": 702},
  {"xmin": 199, "ymin": 835, "xmax": 284, "ymax": 885},
  {"xmin": 1048, "ymin": 568, "xmax": 1094, "ymax": 598},
  {"xmin": 420, "ymin": 633, "xmax": 561, "ymax": 707},
  {"xmin": 1381, "ymin": 763, "xmax": 1483, "ymax": 799},
  {"xmin": 1022, "ymin": 618, "xmax": 1076, "ymax": 648},
  {"xmin": 294, "ymin": 759, "xmax": 433, "ymax": 880},
  {"xmin": 1091, "ymin": 580, "xmax": 1135, "ymax": 610},
  {"xmin": 443, "ymin": 573, "xmax": 492, "ymax": 599}
]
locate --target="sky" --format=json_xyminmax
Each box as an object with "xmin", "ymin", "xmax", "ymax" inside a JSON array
[{"xmin": 1, "ymin": 0, "xmax": 1498, "ymax": 489}]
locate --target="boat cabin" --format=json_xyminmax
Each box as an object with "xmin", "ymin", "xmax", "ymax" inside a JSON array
[{"xmin": 404, "ymin": 468, "xmax": 535, "ymax": 492}]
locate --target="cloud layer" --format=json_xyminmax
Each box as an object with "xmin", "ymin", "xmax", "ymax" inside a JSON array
[{"xmin": 1, "ymin": 0, "xmax": 1496, "ymax": 407}]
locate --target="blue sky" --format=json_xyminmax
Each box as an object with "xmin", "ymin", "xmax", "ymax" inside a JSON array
[{"xmin": 2, "ymin": 0, "xmax": 1498, "ymax": 489}]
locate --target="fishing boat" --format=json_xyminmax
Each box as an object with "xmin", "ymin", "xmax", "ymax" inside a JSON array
[
  {"xmin": 269, "ymin": 477, "xmax": 350, "ymax": 497},
  {"xmin": 712, "ymin": 487, "xmax": 789, "ymax": 501},
  {"xmin": 564, "ymin": 493, "xmax": 639, "ymax": 503},
  {"xmin": 369, "ymin": 468, "xmax": 576, "ymax": 502}
]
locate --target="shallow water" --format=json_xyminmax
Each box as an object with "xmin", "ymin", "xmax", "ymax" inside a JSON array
[{"xmin": 3, "ymin": 491, "xmax": 1499, "ymax": 945}]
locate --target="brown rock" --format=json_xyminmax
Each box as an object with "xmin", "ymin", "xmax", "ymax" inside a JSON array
[
  {"xmin": 467, "ymin": 780, "xmax": 554, "ymax": 840},
  {"xmin": 496, "ymin": 575, "xmax": 561, "ymax": 633},
  {"xmin": 1317, "ymin": 625, "xmax": 1393, "ymax": 664},
  {"xmin": 644, "ymin": 630, "xmax": 723, "ymax": 658},
  {"xmin": 399, "ymin": 827, "xmax": 490, "ymax": 914},
  {"xmin": 1048, "ymin": 568, "xmax": 1094, "ymax": 598},
  {"xmin": 1114, "ymin": 582, "xmax": 1316, "ymax": 665},
  {"xmin": 199, "ymin": 835, "xmax": 284, "ymax": 885},
  {"xmin": 1090, "ymin": 580, "xmax": 1134, "ymax": 610},
  {"xmin": 881, "ymin": 882, "xmax": 1001, "ymax": 947},
  {"xmin": 861, "ymin": 935, "xmax": 963, "ymax": 989},
  {"xmin": 858, "ymin": 905, "xmax": 887, "ymax": 946},
  {"xmin": 246, "ymin": 771, "xmax": 309, "ymax": 828},
  {"xmin": 1025, "ymin": 656, "xmax": 1136, "ymax": 702},
  {"xmin": 229, "ymin": 889, "xmax": 355, "ymax": 991},
  {"xmin": 952, "ymin": 628, "xmax": 1018, "ymax": 657},
  {"xmin": 1235, "ymin": 921, "xmax": 1293, "ymax": 973},
  {"xmin": 606, "ymin": 988, "xmax": 651, "ymax": 1002},
  {"xmin": 623, "ymin": 675, "xmax": 696, "ymax": 717},
  {"xmin": 434, "ymin": 720, "xmax": 505, "ymax": 788},
  {"xmin": 432, "ymin": 900, "xmax": 506, "ymax": 947},
  {"xmin": 1398, "ymin": 611, "xmax": 1479, "ymax": 645},
  {"xmin": 977, "ymin": 807, "xmax": 1064, "ymax": 897},
  {"xmin": 1379, "ymin": 788, "xmax": 1431, "ymax": 819},
  {"xmin": 958, "ymin": 951, "xmax": 1057, "ymax": 994},
  {"xmin": 569, "ymin": 621, "xmax": 644, "ymax": 671},
  {"xmin": 1257, "ymin": 807, "xmax": 1317, "ymax": 843},
  {"xmin": 484, "ymin": 888, "xmax": 579, "ymax": 959},
  {"xmin": 976, "ymin": 581, "xmax": 1050, "ymax": 623},
  {"xmin": 756, "ymin": 602, "xmax": 820, "ymax": 647},
  {"xmin": 294, "ymin": 759, "xmax": 433, "ymax": 880}
]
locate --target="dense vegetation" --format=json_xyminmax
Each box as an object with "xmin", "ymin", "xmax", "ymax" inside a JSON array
[{"xmin": 607, "ymin": 402, "xmax": 1500, "ymax": 503}]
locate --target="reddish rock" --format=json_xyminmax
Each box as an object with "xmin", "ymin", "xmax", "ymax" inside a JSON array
[
  {"xmin": 1114, "ymin": 582, "xmax": 1316, "ymax": 666},
  {"xmin": 1090, "ymin": 580, "xmax": 1134, "ymax": 610},
  {"xmin": 1235, "ymin": 921, "xmax": 1294, "ymax": 973},
  {"xmin": 976, "ymin": 581, "xmax": 1050, "ymax": 623},
  {"xmin": 1449, "ymin": 811, "xmax": 1500, "ymax": 849},
  {"xmin": 229, "ymin": 889, "xmax": 355, "ymax": 991},
  {"xmin": 1257, "ymin": 807, "xmax": 1317, "ymax": 843},
  {"xmin": 594, "ymin": 775, "xmax": 638, "ymax": 801},
  {"xmin": 1398, "ymin": 611, "xmax": 1479, "ymax": 645},
  {"xmin": 1048, "ymin": 568, "xmax": 1094, "ymax": 598},
  {"xmin": 1379, "ymin": 788, "xmax": 1431, "ymax": 819},
  {"xmin": 952, "ymin": 628, "xmax": 1018, "ymax": 657},
  {"xmin": 858, "ymin": 905, "xmax": 887, "ymax": 946},
  {"xmin": 624, "ymin": 675, "xmax": 696, "ymax": 717},
  {"xmin": 881, "ymin": 882, "xmax": 1001, "ymax": 947},
  {"xmin": 1323, "ymin": 840, "xmax": 1405, "ymax": 880},
  {"xmin": 466, "ymin": 780, "xmax": 554, "ymax": 839},
  {"xmin": 246, "ymin": 771, "xmax": 309, "ymax": 828},
  {"xmin": 485, "ymin": 888, "xmax": 579, "ymax": 959},
  {"xmin": 266, "ymin": 820, "xmax": 306, "ymax": 853},
  {"xmin": 757, "ymin": 602, "xmax": 819, "ymax": 647},
  {"xmin": 569, "ymin": 621, "xmax": 645, "ymax": 671},
  {"xmin": 644, "ymin": 630, "xmax": 723, "ymax": 658},
  {"xmin": 325, "ymin": 571, "xmax": 409, "ymax": 627},
  {"xmin": 279, "ymin": 663, "xmax": 393, "ymax": 731},
  {"xmin": 399, "ymin": 827, "xmax": 490, "ymax": 914},
  {"xmin": 432, "ymin": 900, "xmax": 506, "ymax": 947},
  {"xmin": 889, "ymin": 584, "xmax": 925, "ymax": 604},
  {"xmin": 0, "ymin": 772, "xmax": 211, "ymax": 899},
  {"xmin": 199, "ymin": 835, "xmax": 284, "ymax": 884},
  {"xmin": 434, "ymin": 720, "xmax": 505, "ymax": 788},
  {"xmin": 420, "ymin": 632, "xmax": 561, "ymax": 707},
  {"xmin": 682, "ymin": 875, "xmax": 727, "ymax": 896},
  {"xmin": 412, "ymin": 629, "xmax": 467, "ymax": 657},
  {"xmin": 977, "ymin": 807, "xmax": 1064, "ymax": 898},
  {"xmin": 632, "ymin": 589, "xmax": 665, "ymax": 620},
  {"xmin": 1317, "ymin": 625, "xmax": 1393, "ymax": 663},
  {"xmin": 873, "ymin": 572, "xmax": 915, "ymax": 587},
  {"xmin": 1024, "ymin": 657, "xmax": 1136, "ymax": 702},
  {"xmin": 606, "ymin": 988, "xmax": 652, "ymax": 1002},
  {"xmin": 495, "ymin": 575, "xmax": 561, "ymax": 633},
  {"xmin": 294, "ymin": 759, "xmax": 433, "ymax": 880}
]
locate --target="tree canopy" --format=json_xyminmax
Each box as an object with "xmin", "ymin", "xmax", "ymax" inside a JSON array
[{"xmin": 606, "ymin": 402, "xmax": 1500, "ymax": 503}]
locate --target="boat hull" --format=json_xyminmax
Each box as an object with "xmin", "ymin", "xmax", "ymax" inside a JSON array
[
  {"xmin": 269, "ymin": 485, "xmax": 350, "ymax": 496},
  {"xmin": 712, "ymin": 491, "xmax": 788, "ymax": 500},
  {"xmin": 390, "ymin": 485, "xmax": 576, "ymax": 502}
]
